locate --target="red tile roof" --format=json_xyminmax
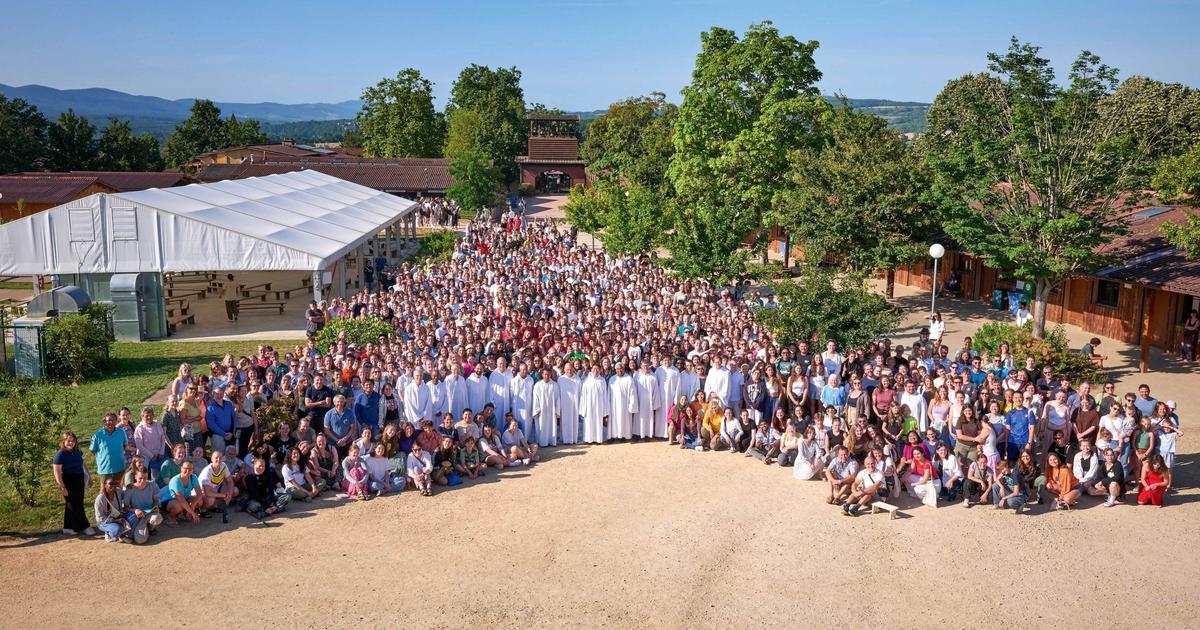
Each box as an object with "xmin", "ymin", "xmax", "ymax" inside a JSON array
[
  {"xmin": 195, "ymin": 159, "xmax": 452, "ymax": 193},
  {"xmin": 1104, "ymin": 248, "xmax": 1200, "ymax": 297},
  {"xmin": 523, "ymin": 137, "xmax": 581, "ymax": 161},
  {"xmin": 21, "ymin": 171, "xmax": 190, "ymax": 191},
  {"xmin": 0, "ymin": 175, "xmax": 114, "ymax": 204}
]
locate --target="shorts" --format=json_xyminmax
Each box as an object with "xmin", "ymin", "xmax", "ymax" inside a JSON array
[{"xmin": 954, "ymin": 442, "xmax": 977, "ymax": 464}]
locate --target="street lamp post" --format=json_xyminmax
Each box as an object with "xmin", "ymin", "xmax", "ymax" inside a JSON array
[{"xmin": 928, "ymin": 243, "xmax": 945, "ymax": 315}]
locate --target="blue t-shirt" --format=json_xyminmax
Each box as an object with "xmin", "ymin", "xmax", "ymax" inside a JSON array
[
  {"xmin": 89, "ymin": 428, "xmax": 128, "ymax": 475},
  {"xmin": 354, "ymin": 392, "xmax": 382, "ymax": 431},
  {"xmin": 206, "ymin": 399, "xmax": 236, "ymax": 435},
  {"xmin": 1004, "ymin": 408, "xmax": 1036, "ymax": 447},
  {"xmin": 52, "ymin": 449, "xmax": 86, "ymax": 476},
  {"xmin": 159, "ymin": 473, "xmax": 200, "ymax": 503}
]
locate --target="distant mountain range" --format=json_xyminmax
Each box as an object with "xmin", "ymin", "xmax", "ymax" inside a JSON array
[{"xmin": 0, "ymin": 83, "xmax": 930, "ymax": 142}]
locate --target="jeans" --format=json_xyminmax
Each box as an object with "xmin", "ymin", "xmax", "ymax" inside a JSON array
[
  {"xmin": 210, "ymin": 433, "xmax": 229, "ymax": 454},
  {"xmin": 990, "ymin": 485, "xmax": 1027, "ymax": 508},
  {"xmin": 939, "ymin": 479, "xmax": 961, "ymax": 501},
  {"xmin": 97, "ymin": 511, "xmax": 138, "ymax": 540},
  {"xmin": 778, "ymin": 450, "xmax": 798, "ymax": 467}
]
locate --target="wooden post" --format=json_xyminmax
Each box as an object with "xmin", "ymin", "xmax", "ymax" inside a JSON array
[{"xmin": 1140, "ymin": 288, "xmax": 1151, "ymax": 373}]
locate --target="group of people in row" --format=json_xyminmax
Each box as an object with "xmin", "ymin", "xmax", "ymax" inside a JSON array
[{"xmin": 54, "ymin": 217, "xmax": 1185, "ymax": 541}]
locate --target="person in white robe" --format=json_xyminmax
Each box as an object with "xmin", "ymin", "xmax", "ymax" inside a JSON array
[
  {"xmin": 557, "ymin": 364, "xmax": 581, "ymax": 445},
  {"xmin": 608, "ymin": 363, "xmax": 638, "ymax": 440},
  {"xmin": 510, "ymin": 364, "xmax": 535, "ymax": 440},
  {"xmin": 487, "ymin": 357, "xmax": 513, "ymax": 419},
  {"xmin": 427, "ymin": 370, "xmax": 449, "ymax": 418},
  {"xmin": 679, "ymin": 363, "xmax": 701, "ymax": 403},
  {"xmin": 633, "ymin": 362, "xmax": 661, "ymax": 438},
  {"xmin": 466, "ymin": 369, "xmax": 489, "ymax": 414},
  {"xmin": 654, "ymin": 357, "xmax": 681, "ymax": 438},
  {"xmin": 580, "ymin": 367, "xmax": 610, "ymax": 444},
  {"xmin": 531, "ymin": 369, "xmax": 560, "ymax": 448},
  {"xmin": 444, "ymin": 365, "xmax": 469, "ymax": 417},
  {"xmin": 403, "ymin": 371, "xmax": 432, "ymax": 427}
]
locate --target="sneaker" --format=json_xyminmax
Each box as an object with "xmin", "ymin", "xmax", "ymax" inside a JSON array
[
  {"xmin": 961, "ymin": 499, "xmax": 971, "ymax": 508},
  {"xmin": 83, "ymin": 527, "xmax": 96, "ymax": 536},
  {"xmin": 1105, "ymin": 497, "xmax": 1116, "ymax": 507},
  {"xmin": 61, "ymin": 528, "xmax": 77, "ymax": 536},
  {"xmin": 1054, "ymin": 501, "xmax": 1065, "ymax": 511},
  {"xmin": 841, "ymin": 504, "xmax": 851, "ymax": 516}
]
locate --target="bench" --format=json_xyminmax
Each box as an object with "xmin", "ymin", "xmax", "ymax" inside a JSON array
[
  {"xmin": 167, "ymin": 312, "xmax": 195, "ymax": 332},
  {"xmin": 239, "ymin": 282, "xmax": 273, "ymax": 297},
  {"xmin": 166, "ymin": 302, "xmax": 190, "ymax": 318},
  {"xmin": 164, "ymin": 287, "xmax": 206, "ymax": 300},
  {"xmin": 238, "ymin": 301, "xmax": 286, "ymax": 315},
  {"xmin": 166, "ymin": 272, "xmax": 216, "ymax": 281},
  {"xmin": 871, "ymin": 501, "xmax": 900, "ymax": 519}
]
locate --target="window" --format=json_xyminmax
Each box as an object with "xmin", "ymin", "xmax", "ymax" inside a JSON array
[
  {"xmin": 111, "ymin": 207, "xmax": 138, "ymax": 240},
  {"xmin": 68, "ymin": 209, "xmax": 96, "ymax": 242},
  {"xmin": 1094, "ymin": 280, "xmax": 1120, "ymax": 308}
]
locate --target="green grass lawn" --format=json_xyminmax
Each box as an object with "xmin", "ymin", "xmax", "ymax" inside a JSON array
[{"xmin": 0, "ymin": 338, "xmax": 295, "ymax": 535}]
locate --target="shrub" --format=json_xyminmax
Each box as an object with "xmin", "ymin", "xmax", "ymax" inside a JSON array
[
  {"xmin": 972, "ymin": 321, "xmax": 1106, "ymax": 383},
  {"xmin": 313, "ymin": 316, "xmax": 394, "ymax": 352},
  {"xmin": 45, "ymin": 304, "xmax": 113, "ymax": 384},
  {"xmin": 517, "ymin": 182, "xmax": 534, "ymax": 197},
  {"xmin": 255, "ymin": 396, "xmax": 295, "ymax": 442},
  {"xmin": 755, "ymin": 265, "xmax": 899, "ymax": 351},
  {"xmin": 415, "ymin": 230, "xmax": 458, "ymax": 264},
  {"xmin": 0, "ymin": 377, "xmax": 78, "ymax": 506}
]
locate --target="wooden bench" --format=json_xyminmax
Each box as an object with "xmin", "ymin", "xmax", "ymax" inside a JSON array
[
  {"xmin": 166, "ymin": 302, "xmax": 190, "ymax": 318},
  {"xmin": 239, "ymin": 282, "xmax": 273, "ymax": 297},
  {"xmin": 167, "ymin": 312, "xmax": 195, "ymax": 332},
  {"xmin": 166, "ymin": 272, "xmax": 216, "ymax": 281},
  {"xmin": 164, "ymin": 287, "xmax": 206, "ymax": 300},
  {"xmin": 238, "ymin": 301, "xmax": 286, "ymax": 315},
  {"xmin": 871, "ymin": 501, "xmax": 900, "ymax": 519}
]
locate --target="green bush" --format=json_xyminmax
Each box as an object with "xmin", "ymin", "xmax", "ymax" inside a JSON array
[
  {"xmin": 415, "ymin": 230, "xmax": 458, "ymax": 264},
  {"xmin": 0, "ymin": 377, "xmax": 78, "ymax": 506},
  {"xmin": 45, "ymin": 304, "xmax": 113, "ymax": 384},
  {"xmin": 313, "ymin": 316, "xmax": 394, "ymax": 352},
  {"xmin": 255, "ymin": 396, "xmax": 295, "ymax": 442},
  {"xmin": 756, "ymin": 265, "xmax": 899, "ymax": 351},
  {"xmin": 517, "ymin": 182, "xmax": 534, "ymax": 197},
  {"xmin": 972, "ymin": 321, "xmax": 1106, "ymax": 383}
]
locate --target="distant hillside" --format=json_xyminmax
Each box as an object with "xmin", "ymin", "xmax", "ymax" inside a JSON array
[
  {"xmin": 568, "ymin": 98, "xmax": 929, "ymax": 133},
  {"xmin": 0, "ymin": 83, "xmax": 361, "ymax": 123}
]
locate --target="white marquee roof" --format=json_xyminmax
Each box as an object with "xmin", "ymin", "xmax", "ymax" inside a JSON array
[{"xmin": 0, "ymin": 170, "xmax": 415, "ymax": 275}]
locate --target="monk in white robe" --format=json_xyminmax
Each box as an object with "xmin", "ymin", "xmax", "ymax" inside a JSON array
[
  {"xmin": 580, "ymin": 367, "xmax": 610, "ymax": 444},
  {"xmin": 654, "ymin": 358, "xmax": 680, "ymax": 438},
  {"xmin": 531, "ymin": 369, "xmax": 560, "ymax": 447},
  {"xmin": 487, "ymin": 358, "xmax": 513, "ymax": 419},
  {"xmin": 679, "ymin": 365, "xmax": 701, "ymax": 402},
  {"xmin": 608, "ymin": 364, "xmax": 638, "ymax": 440},
  {"xmin": 632, "ymin": 363, "xmax": 661, "ymax": 438},
  {"xmin": 444, "ymin": 366, "xmax": 469, "ymax": 416},
  {"xmin": 509, "ymin": 366, "xmax": 535, "ymax": 439},
  {"xmin": 466, "ymin": 371, "xmax": 489, "ymax": 414},
  {"xmin": 427, "ymin": 371, "xmax": 449, "ymax": 418},
  {"xmin": 557, "ymin": 366, "xmax": 581, "ymax": 445}
]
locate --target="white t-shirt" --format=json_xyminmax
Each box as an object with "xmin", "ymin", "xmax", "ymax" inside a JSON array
[
  {"xmin": 198, "ymin": 462, "xmax": 230, "ymax": 489},
  {"xmin": 855, "ymin": 469, "xmax": 884, "ymax": 490},
  {"xmin": 281, "ymin": 463, "xmax": 308, "ymax": 488},
  {"xmin": 939, "ymin": 454, "xmax": 961, "ymax": 486}
]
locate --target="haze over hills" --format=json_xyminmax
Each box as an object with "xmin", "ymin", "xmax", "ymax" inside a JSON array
[{"xmin": 0, "ymin": 83, "xmax": 930, "ymax": 142}]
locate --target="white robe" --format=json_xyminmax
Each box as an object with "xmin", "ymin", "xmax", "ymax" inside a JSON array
[
  {"xmin": 580, "ymin": 376, "xmax": 610, "ymax": 444},
  {"xmin": 557, "ymin": 374, "xmax": 581, "ymax": 445},
  {"xmin": 466, "ymin": 373, "xmax": 488, "ymax": 414},
  {"xmin": 679, "ymin": 369, "xmax": 700, "ymax": 402},
  {"xmin": 633, "ymin": 370, "xmax": 661, "ymax": 437},
  {"xmin": 427, "ymin": 380, "xmax": 449, "ymax": 418},
  {"xmin": 704, "ymin": 367, "xmax": 732, "ymax": 407},
  {"xmin": 403, "ymin": 381, "xmax": 431, "ymax": 426},
  {"xmin": 487, "ymin": 369, "xmax": 513, "ymax": 419},
  {"xmin": 531, "ymin": 380, "xmax": 560, "ymax": 447},
  {"xmin": 608, "ymin": 373, "xmax": 638, "ymax": 440},
  {"xmin": 510, "ymin": 375, "xmax": 535, "ymax": 436},
  {"xmin": 444, "ymin": 374, "xmax": 469, "ymax": 417},
  {"xmin": 654, "ymin": 366, "xmax": 680, "ymax": 438}
]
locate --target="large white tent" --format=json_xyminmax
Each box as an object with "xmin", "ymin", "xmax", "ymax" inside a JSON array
[{"xmin": 0, "ymin": 170, "xmax": 417, "ymax": 291}]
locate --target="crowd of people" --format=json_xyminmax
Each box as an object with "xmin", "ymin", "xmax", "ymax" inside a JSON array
[
  {"xmin": 56, "ymin": 217, "xmax": 1186, "ymax": 542},
  {"xmin": 414, "ymin": 196, "xmax": 463, "ymax": 228}
]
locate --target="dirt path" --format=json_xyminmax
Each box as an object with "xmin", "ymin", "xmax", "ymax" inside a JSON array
[{"xmin": 2, "ymin": 441, "xmax": 1197, "ymax": 628}]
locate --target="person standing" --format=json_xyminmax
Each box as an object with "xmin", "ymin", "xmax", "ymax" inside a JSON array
[
  {"xmin": 133, "ymin": 406, "xmax": 166, "ymax": 479},
  {"xmin": 632, "ymin": 362, "xmax": 661, "ymax": 440},
  {"xmin": 580, "ymin": 365, "xmax": 610, "ymax": 444},
  {"xmin": 205, "ymin": 384, "xmax": 236, "ymax": 454},
  {"xmin": 531, "ymin": 368, "xmax": 560, "ymax": 448},
  {"xmin": 89, "ymin": 412, "xmax": 131, "ymax": 484},
  {"xmin": 52, "ymin": 432, "xmax": 94, "ymax": 536},
  {"xmin": 220, "ymin": 273, "xmax": 240, "ymax": 322},
  {"xmin": 557, "ymin": 363, "xmax": 581, "ymax": 445},
  {"xmin": 608, "ymin": 362, "xmax": 638, "ymax": 441}
]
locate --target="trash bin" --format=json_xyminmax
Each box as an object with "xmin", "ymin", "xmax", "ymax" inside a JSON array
[
  {"xmin": 991, "ymin": 289, "xmax": 1006, "ymax": 310},
  {"xmin": 1008, "ymin": 290, "xmax": 1024, "ymax": 317}
]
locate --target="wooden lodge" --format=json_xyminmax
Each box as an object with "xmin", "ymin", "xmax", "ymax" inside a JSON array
[{"xmin": 517, "ymin": 114, "xmax": 588, "ymax": 193}]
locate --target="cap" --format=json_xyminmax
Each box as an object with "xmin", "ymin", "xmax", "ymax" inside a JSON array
[{"xmin": 1166, "ymin": 400, "xmax": 1176, "ymax": 409}]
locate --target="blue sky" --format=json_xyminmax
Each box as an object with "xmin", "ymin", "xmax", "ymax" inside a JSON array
[{"xmin": 3, "ymin": 0, "xmax": 1198, "ymax": 109}]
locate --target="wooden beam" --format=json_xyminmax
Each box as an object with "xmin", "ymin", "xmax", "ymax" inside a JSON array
[{"xmin": 1140, "ymin": 288, "xmax": 1151, "ymax": 373}]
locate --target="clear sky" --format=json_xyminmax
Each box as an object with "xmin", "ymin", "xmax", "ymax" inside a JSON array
[{"xmin": 3, "ymin": 0, "xmax": 1198, "ymax": 110}]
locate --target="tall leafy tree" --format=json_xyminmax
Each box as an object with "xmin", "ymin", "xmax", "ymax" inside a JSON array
[
  {"xmin": 562, "ymin": 180, "xmax": 666, "ymax": 255},
  {"xmin": 446, "ymin": 148, "xmax": 503, "ymax": 216},
  {"xmin": 355, "ymin": 68, "xmax": 445, "ymax": 158},
  {"xmin": 46, "ymin": 109, "xmax": 98, "ymax": 171},
  {"xmin": 920, "ymin": 38, "xmax": 1174, "ymax": 337},
  {"xmin": 162, "ymin": 99, "xmax": 232, "ymax": 169},
  {"xmin": 581, "ymin": 93, "xmax": 677, "ymax": 194},
  {"xmin": 775, "ymin": 103, "xmax": 933, "ymax": 297},
  {"xmin": 1154, "ymin": 144, "xmax": 1200, "ymax": 257},
  {"xmin": 446, "ymin": 65, "xmax": 526, "ymax": 183},
  {"xmin": 223, "ymin": 114, "xmax": 268, "ymax": 149},
  {"xmin": 0, "ymin": 95, "xmax": 49, "ymax": 173},
  {"xmin": 443, "ymin": 109, "xmax": 487, "ymax": 161},
  {"xmin": 97, "ymin": 118, "xmax": 165, "ymax": 171},
  {"xmin": 563, "ymin": 183, "xmax": 604, "ymax": 249},
  {"xmin": 755, "ymin": 265, "xmax": 899, "ymax": 351},
  {"xmin": 668, "ymin": 22, "xmax": 825, "ymax": 279},
  {"xmin": 1099, "ymin": 77, "xmax": 1200, "ymax": 186}
]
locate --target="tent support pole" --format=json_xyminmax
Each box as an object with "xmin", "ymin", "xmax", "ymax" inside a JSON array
[{"xmin": 312, "ymin": 270, "xmax": 323, "ymax": 302}]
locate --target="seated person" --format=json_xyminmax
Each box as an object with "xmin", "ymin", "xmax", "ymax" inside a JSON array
[
  {"xmin": 963, "ymin": 453, "xmax": 993, "ymax": 507},
  {"xmin": 905, "ymin": 446, "xmax": 940, "ymax": 505},
  {"xmin": 156, "ymin": 443, "xmax": 189, "ymax": 489},
  {"xmin": 1088, "ymin": 447, "xmax": 1126, "ymax": 507},
  {"xmin": 792, "ymin": 426, "xmax": 824, "ymax": 480},
  {"xmin": 242, "ymin": 455, "xmax": 289, "ymax": 519},
  {"xmin": 478, "ymin": 425, "xmax": 513, "ymax": 469},
  {"xmin": 158, "ymin": 459, "xmax": 204, "ymax": 525},
  {"xmin": 364, "ymin": 442, "xmax": 396, "ymax": 495},
  {"xmin": 824, "ymin": 446, "xmax": 858, "ymax": 505},
  {"xmin": 123, "ymin": 468, "xmax": 162, "ymax": 542},
  {"xmin": 678, "ymin": 415, "xmax": 701, "ymax": 450},
  {"xmin": 842, "ymin": 452, "xmax": 885, "ymax": 517},
  {"xmin": 1081, "ymin": 337, "xmax": 1107, "ymax": 366},
  {"xmin": 282, "ymin": 446, "xmax": 321, "ymax": 502},
  {"xmin": 746, "ymin": 419, "xmax": 781, "ymax": 464},
  {"xmin": 716, "ymin": 408, "xmax": 743, "ymax": 452},
  {"xmin": 1045, "ymin": 451, "xmax": 1081, "ymax": 510},
  {"xmin": 432, "ymin": 435, "xmax": 457, "ymax": 486},
  {"xmin": 198, "ymin": 450, "xmax": 238, "ymax": 522},
  {"xmin": 990, "ymin": 459, "xmax": 1027, "ymax": 511},
  {"xmin": 1137, "ymin": 453, "xmax": 1171, "ymax": 507},
  {"xmin": 501, "ymin": 418, "xmax": 538, "ymax": 464},
  {"xmin": 406, "ymin": 443, "xmax": 435, "ymax": 497},
  {"xmin": 935, "ymin": 443, "xmax": 961, "ymax": 501},
  {"xmin": 456, "ymin": 436, "xmax": 487, "ymax": 479},
  {"xmin": 943, "ymin": 271, "xmax": 962, "ymax": 296},
  {"xmin": 340, "ymin": 444, "xmax": 370, "ymax": 500},
  {"xmin": 94, "ymin": 477, "xmax": 134, "ymax": 543}
]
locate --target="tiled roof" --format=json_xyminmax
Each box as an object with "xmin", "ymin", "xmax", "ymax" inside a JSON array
[
  {"xmin": 1097, "ymin": 205, "xmax": 1190, "ymax": 260},
  {"xmin": 195, "ymin": 159, "xmax": 452, "ymax": 192},
  {"xmin": 26, "ymin": 171, "xmax": 190, "ymax": 191},
  {"xmin": 525, "ymin": 137, "xmax": 580, "ymax": 161},
  {"xmin": 1104, "ymin": 248, "xmax": 1200, "ymax": 297},
  {"xmin": 0, "ymin": 175, "xmax": 113, "ymax": 204}
]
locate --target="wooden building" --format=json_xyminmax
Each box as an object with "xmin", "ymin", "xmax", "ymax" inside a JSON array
[
  {"xmin": 196, "ymin": 157, "xmax": 453, "ymax": 197},
  {"xmin": 517, "ymin": 115, "xmax": 588, "ymax": 193},
  {"xmin": 0, "ymin": 171, "xmax": 189, "ymax": 222},
  {"xmin": 191, "ymin": 140, "xmax": 355, "ymax": 170},
  {"xmin": 893, "ymin": 204, "xmax": 1200, "ymax": 354}
]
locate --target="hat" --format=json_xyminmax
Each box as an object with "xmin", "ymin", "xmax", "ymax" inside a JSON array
[{"xmin": 1166, "ymin": 400, "xmax": 1176, "ymax": 409}]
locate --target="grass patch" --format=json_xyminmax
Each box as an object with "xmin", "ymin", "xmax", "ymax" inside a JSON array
[
  {"xmin": 0, "ymin": 338, "xmax": 295, "ymax": 535},
  {"xmin": 0, "ymin": 282, "xmax": 33, "ymax": 290}
]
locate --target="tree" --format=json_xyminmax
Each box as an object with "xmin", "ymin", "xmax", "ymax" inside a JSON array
[
  {"xmin": 668, "ymin": 22, "xmax": 825, "ymax": 275},
  {"xmin": 1162, "ymin": 213, "xmax": 1200, "ymax": 258},
  {"xmin": 223, "ymin": 114, "xmax": 268, "ymax": 149},
  {"xmin": 755, "ymin": 265, "xmax": 898, "ymax": 351},
  {"xmin": 0, "ymin": 94, "xmax": 50, "ymax": 173},
  {"xmin": 97, "ymin": 119, "xmax": 164, "ymax": 171},
  {"xmin": 46, "ymin": 109, "xmax": 98, "ymax": 171},
  {"xmin": 562, "ymin": 180, "xmax": 666, "ymax": 255},
  {"xmin": 1099, "ymin": 77, "xmax": 1200, "ymax": 186},
  {"xmin": 1154, "ymin": 143, "xmax": 1200, "ymax": 258},
  {"xmin": 446, "ymin": 148, "xmax": 503, "ymax": 216},
  {"xmin": 668, "ymin": 198, "xmax": 751, "ymax": 283},
  {"xmin": 920, "ymin": 38, "xmax": 1175, "ymax": 337},
  {"xmin": 775, "ymin": 103, "xmax": 933, "ymax": 297},
  {"xmin": 163, "ymin": 99, "xmax": 262, "ymax": 170},
  {"xmin": 446, "ymin": 65, "xmax": 527, "ymax": 182},
  {"xmin": 581, "ymin": 93, "xmax": 677, "ymax": 194},
  {"xmin": 443, "ymin": 109, "xmax": 487, "ymax": 161},
  {"xmin": 355, "ymin": 69, "xmax": 445, "ymax": 158},
  {"xmin": 0, "ymin": 378, "xmax": 78, "ymax": 507}
]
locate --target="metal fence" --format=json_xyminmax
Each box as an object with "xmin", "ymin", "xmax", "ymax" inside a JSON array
[{"xmin": 0, "ymin": 323, "xmax": 46, "ymax": 379}]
